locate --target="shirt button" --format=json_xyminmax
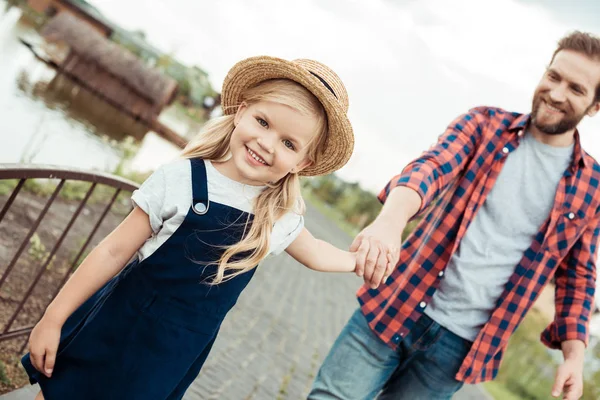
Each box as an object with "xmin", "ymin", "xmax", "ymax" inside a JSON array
[
  {"xmin": 392, "ymin": 334, "xmax": 401, "ymax": 343},
  {"xmin": 419, "ymin": 301, "xmax": 427, "ymax": 308},
  {"xmin": 568, "ymin": 212, "xmax": 575, "ymax": 220},
  {"xmin": 438, "ymin": 270, "xmax": 444, "ymax": 277},
  {"xmin": 502, "ymin": 147, "xmax": 509, "ymax": 154}
]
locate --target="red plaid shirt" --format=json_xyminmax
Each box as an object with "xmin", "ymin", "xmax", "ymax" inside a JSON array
[{"xmin": 358, "ymin": 107, "xmax": 600, "ymax": 383}]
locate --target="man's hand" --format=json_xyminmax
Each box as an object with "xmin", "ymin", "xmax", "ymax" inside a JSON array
[
  {"xmin": 350, "ymin": 218, "xmax": 404, "ymax": 289},
  {"xmin": 351, "ymin": 185, "xmax": 420, "ymax": 289},
  {"xmin": 552, "ymin": 358, "xmax": 584, "ymax": 400}
]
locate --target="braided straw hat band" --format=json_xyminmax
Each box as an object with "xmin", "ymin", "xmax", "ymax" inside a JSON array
[{"xmin": 221, "ymin": 56, "xmax": 354, "ymax": 176}]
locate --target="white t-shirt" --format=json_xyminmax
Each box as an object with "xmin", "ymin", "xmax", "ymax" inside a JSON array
[{"xmin": 131, "ymin": 158, "xmax": 304, "ymax": 262}]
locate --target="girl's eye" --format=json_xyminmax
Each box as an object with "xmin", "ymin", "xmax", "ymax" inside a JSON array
[
  {"xmin": 256, "ymin": 118, "xmax": 268, "ymax": 128},
  {"xmin": 283, "ymin": 139, "xmax": 295, "ymax": 150}
]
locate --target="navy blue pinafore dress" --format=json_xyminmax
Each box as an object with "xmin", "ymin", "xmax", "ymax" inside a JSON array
[{"xmin": 22, "ymin": 159, "xmax": 258, "ymax": 399}]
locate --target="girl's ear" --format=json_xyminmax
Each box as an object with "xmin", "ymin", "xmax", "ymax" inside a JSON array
[
  {"xmin": 234, "ymin": 102, "xmax": 248, "ymax": 126},
  {"xmin": 291, "ymin": 158, "xmax": 313, "ymax": 174}
]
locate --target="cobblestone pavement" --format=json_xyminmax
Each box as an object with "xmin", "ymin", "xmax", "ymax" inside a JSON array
[
  {"xmin": 1, "ymin": 204, "xmax": 490, "ymax": 400},
  {"xmin": 183, "ymin": 203, "xmax": 490, "ymax": 400}
]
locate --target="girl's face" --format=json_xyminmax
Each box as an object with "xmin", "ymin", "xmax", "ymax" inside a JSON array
[{"xmin": 220, "ymin": 100, "xmax": 319, "ymax": 186}]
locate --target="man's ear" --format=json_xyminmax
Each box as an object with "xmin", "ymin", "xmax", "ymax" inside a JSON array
[
  {"xmin": 587, "ymin": 101, "xmax": 600, "ymax": 117},
  {"xmin": 291, "ymin": 158, "xmax": 313, "ymax": 174},
  {"xmin": 234, "ymin": 102, "xmax": 248, "ymax": 126}
]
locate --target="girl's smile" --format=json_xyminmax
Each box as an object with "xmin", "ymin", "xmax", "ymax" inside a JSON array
[
  {"xmin": 245, "ymin": 146, "xmax": 270, "ymax": 166},
  {"xmin": 215, "ymin": 100, "xmax": 317, "ymax": 186}
]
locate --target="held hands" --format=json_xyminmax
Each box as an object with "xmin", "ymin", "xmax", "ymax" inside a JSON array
[
  {"xmin": 28, "ymin": 316, "xmax": 62, "ymax": 378},
  {"xmin": 552, "ymin": 358, "xmax": 584, "ymax": 400},
  {"xmin": 350, "ymin": 217, "xmax": 404, "ymax": 289}
]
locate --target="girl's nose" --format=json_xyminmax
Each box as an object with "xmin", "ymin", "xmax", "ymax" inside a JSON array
[{"xmin": 257, "ymin": 137, "xmax": 275, "ymax": 154}]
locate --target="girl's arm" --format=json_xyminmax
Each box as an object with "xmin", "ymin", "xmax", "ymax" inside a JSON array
[
  {"xmin": 28, "ymin": 207, "xmax": 153, "ymax": 377},
  {"xmin": 43, "ymin": 206, "xmax": 153, "ymax": 324},
  {"xmin": 285, "ymin": 228, "xmax": 356, "ymax": 273}
]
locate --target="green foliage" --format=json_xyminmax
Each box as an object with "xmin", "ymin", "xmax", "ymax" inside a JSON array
[
  {"xmin": 305, "ymin": 175, "xmax": 382, "ymax": 232},
  {"xmin": 0, "ymin": 179, "xmax": 18, "ymax": 196},
  {"xmin": 28, "ymin": 233, "xmax": 48, "ymax": 263},
  {"xmin": 484, "ymin": 381, "xmax": 523, "ymax": 400},
  {"xmin": 8, "ymin": 0, "xmax": 48, "ymax": 28},
  {"xmin": 302, "ymin": 189, "xmax": 359, "ymax": 238},
  {"xmin": 0, "ymin": 360, "xmax": 10, "ymax": 385},
  {"xmin": 103, "ymin": 136, "xmax": 139, "ymax": 177},
  {"xmin": 303, "ymin": 175, "xmax": 600, "ymax": 400},
  {"xmin": 302, "ymin": 175, "xmax": 423, "ymax": 240},
  {"xmin": 487, "ymin": 309, "xmax": 600, "ymax": 399}
]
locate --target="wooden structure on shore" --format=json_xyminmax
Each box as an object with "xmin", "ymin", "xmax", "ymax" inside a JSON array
[
  {"xmin": 41, "ymin": 13, "xmax": 179, "ymax": 122},
  {"xmin": 28, "ymin": 0, "xmax": 114, "ymax": 37},
  {"xmin": 22, "ymin": 13, "xmax": 188, "ymax": 148}
]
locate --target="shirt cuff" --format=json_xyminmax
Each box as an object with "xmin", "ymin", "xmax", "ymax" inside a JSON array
[
  {"xmin": 377, "ymin": 169, "xmax": 432, "ymax": 214},
  {"xmin": 540, "ymin": 317, "xmax": 589, "ymax": 350}
]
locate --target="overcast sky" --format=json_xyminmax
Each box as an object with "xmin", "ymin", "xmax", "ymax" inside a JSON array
[{"xmin": 89, "ymin": 0, "xmax": 600, "ymax": 192}]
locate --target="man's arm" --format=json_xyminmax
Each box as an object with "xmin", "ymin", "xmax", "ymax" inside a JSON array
[
  {"xmin": 354, "ymin": 107, "xmax": 489, "ymax": 286},
  {"xmin": 541, "ymin": 216, "xmax": 599, "ymax": 349},
  {"xmin": 377, "ymin": 107, "xmax": 488, "ymax": 214},
  {"xmin": 542, "ymin": 214, "xmax": 599, "ymax": 400}
]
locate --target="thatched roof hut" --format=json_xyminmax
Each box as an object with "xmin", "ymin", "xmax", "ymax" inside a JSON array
[{"xmin": 41, "ymin": 13, "xmax": 178, "ymax": 108}]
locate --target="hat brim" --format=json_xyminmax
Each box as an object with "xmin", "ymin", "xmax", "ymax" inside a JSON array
[{"xmin": 221, "ymin": 56, "xmax": 353, "ymax": 176}]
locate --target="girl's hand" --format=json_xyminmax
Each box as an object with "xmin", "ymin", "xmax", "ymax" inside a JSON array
[
  {"xmin": 29, "ymin": 317, "xmax": 62, "ymax": 378},
  {"xmin": 350, "ymin": 218, "xmax": 402, "ymax": 289},
  {"xmin": 24, "ymin": 206, "xmax": 153, "ymax": 379}
]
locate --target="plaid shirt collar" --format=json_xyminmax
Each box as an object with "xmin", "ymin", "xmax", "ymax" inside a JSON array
[{"xmin": 508, "ymin": 113, "xmax": 589, "ymax": 171}]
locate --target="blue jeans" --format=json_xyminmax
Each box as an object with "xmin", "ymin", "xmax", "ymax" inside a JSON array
[{"xmin": 309, "ymin": 308, "xmax": 473, "ymax": 400}]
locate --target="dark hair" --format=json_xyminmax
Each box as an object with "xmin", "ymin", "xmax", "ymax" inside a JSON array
[{"xmin": 551, "ymin": 31, "xmax": 600, "ymax": 102}]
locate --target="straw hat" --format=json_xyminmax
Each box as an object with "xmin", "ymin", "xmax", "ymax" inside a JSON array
[{"xmin": 221, "ymin": 56, "xmax": 354, "ymax": 176}]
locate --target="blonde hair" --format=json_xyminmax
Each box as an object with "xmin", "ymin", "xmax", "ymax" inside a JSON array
[{"xmin": 181, "ymin": 79, "xmax": 328, "ymax": 284}]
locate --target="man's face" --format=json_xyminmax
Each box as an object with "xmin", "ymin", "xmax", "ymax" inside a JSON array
[{"xmin": 531, "ymin": 49, "xmax": 600, "ymax": 135}]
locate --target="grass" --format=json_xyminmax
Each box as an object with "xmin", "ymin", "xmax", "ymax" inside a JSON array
[
  {"xmin": 0, "ymin": 168, "xmax": 151, "ymax": 215},
  {"xmin": 298, "ymin": 189, "xmax": 600, "ymax": 400},
  {"xmin": 0, "ymin": 361, "xmax": 10, "ymax": 386},
  {"xmin": 484, "ymin": 381, "xmax": 523, "ymax": 400},
  {"xmin": 301, "ymin": 188, "xmax": 358, "ymax": 238}
]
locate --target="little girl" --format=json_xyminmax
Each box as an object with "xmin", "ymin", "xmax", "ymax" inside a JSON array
[{"xmin": 21, "ymin": 56, "xmax": 368, "ymax": 400}]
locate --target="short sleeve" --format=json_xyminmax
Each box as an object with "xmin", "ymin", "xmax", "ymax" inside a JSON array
[
  {"xmin": 131, "ymin": 166, "xmax": 167, "ymax": 233},
  {"xmin": 269, "ymin": 212, "xmax": 304, "ymax": 255}
]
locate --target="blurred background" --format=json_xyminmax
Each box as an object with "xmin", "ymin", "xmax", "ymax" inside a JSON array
[{"xmin": 0, "ymin": 0, "xmax": 599, "ymax": 398}]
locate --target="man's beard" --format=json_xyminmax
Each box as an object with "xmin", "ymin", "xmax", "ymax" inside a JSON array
[{"xmin": 530, "ymin": 94, "xmax": 588, "ymax": 135}]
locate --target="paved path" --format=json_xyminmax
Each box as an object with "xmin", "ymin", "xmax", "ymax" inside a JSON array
[{"xmin": 2, "ymin": 203, "xmax": 491, "ymax": 400}]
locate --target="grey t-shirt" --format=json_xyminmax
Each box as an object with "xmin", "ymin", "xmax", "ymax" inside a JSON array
[
  {"xmin": 424, "ymin": 132, "xmax": 573, "ymax": 341},
  {"xmin": 131, "ymin": 158, "xmax": 304, "ymax": 262}
]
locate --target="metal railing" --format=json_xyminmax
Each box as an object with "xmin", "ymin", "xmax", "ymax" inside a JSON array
[{"xmin": 0, "ymin": 163, "xmax": 138, "ymax": 351}]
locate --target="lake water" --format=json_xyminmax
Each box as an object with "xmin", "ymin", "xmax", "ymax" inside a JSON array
[{"xmin": 0, "ymin": 4, "xmax": 191, "ymax": 175}]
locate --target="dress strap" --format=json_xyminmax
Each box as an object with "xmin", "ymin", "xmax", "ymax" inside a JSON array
[{"xmin": 190, "ymin": 158, "xmax": 210, "ymax": 215}]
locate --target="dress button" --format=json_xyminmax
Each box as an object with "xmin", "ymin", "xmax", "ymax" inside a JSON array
[
  {"xmin": 502, "ymin": 147, "xmax": 509, "ymax": 154},
  {"xmin": 568, "ymin": 212, "xmax": 575, "ymax": 220},
  {"xmin": 194, "ymin": 202, "xmax": 207, "ymax": 214},
  {"xmin": 419, "ymin": 301, "xmax": 427, "ymax": 308},
  {"xmin": 438, "ymin": 271, "xmax": 444, "ymax": 277}
]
